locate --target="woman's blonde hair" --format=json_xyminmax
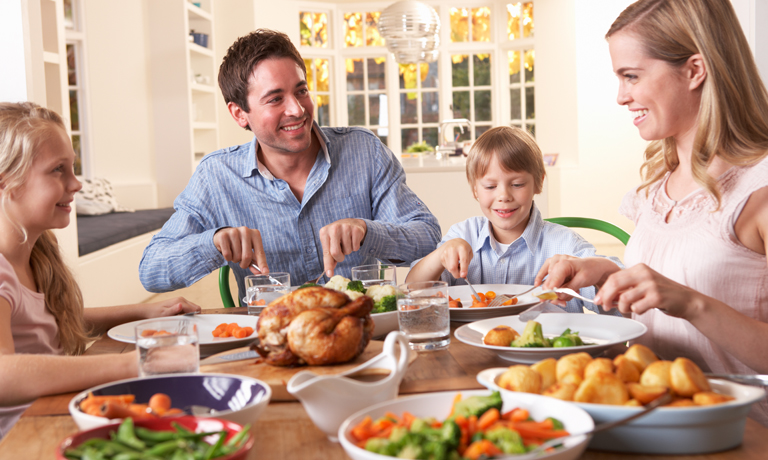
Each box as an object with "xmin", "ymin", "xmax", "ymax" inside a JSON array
[
  {"xmin": 466, "ymin": 126, "xmax": 546, "ymax": 196},
  {"xmin": 607, "ymin": 0, "xmax": 768, "ymax": 208},
  {"xmin": 0, "ymin": 102, "xmax": 88, "ymax": 355}
]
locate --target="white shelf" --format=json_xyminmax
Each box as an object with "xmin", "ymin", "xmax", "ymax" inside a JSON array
[
  {"xmin": 188, "ymin": 42, "xmax": 213, "ymax": 57},
  {"xmin": 186, "ymin": 2, "xmax": 212, "ymax": 21},
  {"xmin": 192, "ymin": 122, "xmax": 218, "ymax": 130},
  {"xmin": 43, "ymin": 51, "xmax": 60, "ymax": 64},
  {"xmin": 190, "ymin": 82, "xmax": 216, "ymax": 93}
]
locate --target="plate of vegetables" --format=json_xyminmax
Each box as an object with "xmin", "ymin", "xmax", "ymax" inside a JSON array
[
  {"xmin": 447, "ymin": 284, "xmax": 541, "ymax": 322},
  {"xmin": 323, "ymin": 275, "xmax": 400, "ymax": 338},
  {"xmin": 338, "ymin": 389, "xmax": 593, "ymax": 460},
  {"xmin": 454, "ymin": 314, "xmax": 647, "ymax": 364}
]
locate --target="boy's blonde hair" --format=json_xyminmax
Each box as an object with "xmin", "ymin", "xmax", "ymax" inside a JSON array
[
  {"xmin": 607, "ymin": 0, "xmax": 768, "ymax": 208},
  {"xmin": 466, "ymin": 126, "xmax": 546, "ymax": 196},
  {"xmin": 0, "ymin": 102, "xmax": 89, "ymax": 355}
]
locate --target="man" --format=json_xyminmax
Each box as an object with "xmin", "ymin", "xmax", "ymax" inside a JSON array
[{"xmin": 139, "ymin": 29, "xmax": 441, "ymax": 303}]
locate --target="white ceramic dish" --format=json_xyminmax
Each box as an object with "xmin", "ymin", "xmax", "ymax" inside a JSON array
[
  {"xmin": 371, "ymin": 310, "xmax": 399, "ymax": 339},
  {"xmin": 454, "ymin": 313, "xmax": 647, "ymax": 364},
  {"xmin": 448, "ymin": 284, "xmax": 540, "ymax": 322},
  {"xmin": 69, "ymin": 373, "xmax": 271, "ymax": 431},
  {"xmin": 338, "ymin": 389, "xmax": 593, "ymax": 460},
  {"xmin": 477, "ymin": 368, "xmax": 766, "ymax": 454},
  {"xmin": 107, "ymin": 314, "xmax": 258, "ymax": 357}
]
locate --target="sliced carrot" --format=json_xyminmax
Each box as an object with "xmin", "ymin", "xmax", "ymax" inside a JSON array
[
  {"xmin": 470, "ymin": 301, "xmax": 488, "ymax": 309},
  {"xmin": 448, "ymin": 393, "xmax": 463, "ymax": 417},
  {"xmin": 148, "ymin": 393, "xmax": 172, "ymax": 415},
  {"xmin": 477, "ymin": 408, "xmax": 500, "ymax": 431},
  {"xmin": 242, "ymin": 327, "xmax": 254, "ymax": 336},
  {"xmin": 350, "ymin": 416, "xmax": 373, "ymax": 442},
  {"xmin": 233, "ymin": 328, "xmax": 249, "ymax": 338},
  {"xmin": 503, "ymin": 407, "xmax": 529, "ymax": 422},
  {"xmin": 463, "ymin": 440, "xmax": 502, "ymax": 460},
  {"xmin": 485, "ymin": 291, "xmax": 497, "ymax": 300},
  {"xmin": 468, "ymin": 414, "xmax": 478, "ymax": 437},
  {"xmin": 225, "ymin": 323, "xmax": 240, "ymax": 334}
]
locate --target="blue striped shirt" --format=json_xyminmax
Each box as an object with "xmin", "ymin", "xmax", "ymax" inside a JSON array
[
  {"xmin": 418, "ymin": 203, "xmax": 623, "ymax": 314},
  {"xmin": 139, "ymin": 124, "xmax": 441, "ymax": 303}
]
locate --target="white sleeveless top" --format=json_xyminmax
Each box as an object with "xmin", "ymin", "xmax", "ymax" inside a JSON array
[{"xmin": 620, "ymin": 156, "xmax": 768, "ymax": 426}]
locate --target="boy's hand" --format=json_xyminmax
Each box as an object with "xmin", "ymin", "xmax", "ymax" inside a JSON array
[{"xmin": 439, "ymin": 239, "xmax": 473, "ymax": 279}]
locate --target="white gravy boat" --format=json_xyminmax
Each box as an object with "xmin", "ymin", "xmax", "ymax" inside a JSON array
[{"xmin": 287, "ymin": 331, "xmax": 411, "ymax": 441}]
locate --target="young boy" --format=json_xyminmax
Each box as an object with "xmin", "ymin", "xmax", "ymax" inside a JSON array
[{"xmin": 405, "ymin": 126, "xmax": 622, "ymax": 313}]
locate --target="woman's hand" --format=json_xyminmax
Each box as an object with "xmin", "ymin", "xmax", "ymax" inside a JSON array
[
  {"xmin": 534, "ymin": 255, "xmax": 623, "ymax": 306},
  {"xmin": 144, "ymin": 297, "xmax": 202, "ymax": 319},
  {"xmin": 439, "ymin": 239, "xmax": 473, "ymax": 279},
  {"xmin": 595, "ymin": 264, "xmax": 704, "ymax": 319}
]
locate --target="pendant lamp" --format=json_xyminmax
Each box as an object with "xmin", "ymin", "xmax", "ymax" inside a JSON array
[{"xmin": 379, "ymin": 1, "xmax": 441, "ymax": 64}]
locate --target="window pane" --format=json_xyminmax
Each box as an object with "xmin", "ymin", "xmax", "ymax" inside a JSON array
[
  {"xmin": 344, "ymin": 12, "xmax": 363, "ymax": 48},
  {"xmin": 401, "ymin": 128, "xmax": 419, "ymax": 150},
  {"xmin": 399, "ymin": 64, "xmax": 418, "ymax": 90},
  {"xmin": 422, "ymin": 91, "xmax": 439, "ymax": 123},
  {"xmin": 507, "ymin": 3, "xmax": 521, "ymax": 40},
  {"xmin": 472, "ymin": 7, "xmax": 491, "ymax": 42},
  {"xmin": 452, "ymin": 55, "xmax": 469, "ymax": 87},
  {"xmin": 72, "ymin": 134, "xmax": 81, "ymax": 175},
  {"xmin": 450, "ymin": 8, "xmax": 469, "ymax": 42},
  {"xmin": 453, "ymin": 91, "xmax": 470, "ymax": 119},
  {"xmin": 400, "ymin": 93, "xmax": 418, "ymax": 124},
  {"xmin": 508, "ymin": 50, "xmax": 521, "ymax": 84},
  {"xmin": 312, "ymin": 13, "xmax": 328, "ymax": 48},
  {"xmin": 66, "ymin": 44, "xmax": 76, "ymax": 85},
  {"xmin": 346, "ymin": 58, "xmax": 363, "ymax": 91},
  {"xmin": 475, "ymin": 124, "xmax": 492, "ymax": 139},
  {"xmin": 64, "ymin": 0, "xmax": 74, "ymax": 29},
  {"xmin": 474, "ymin": 90, "xmax": 491, "ymax": 122},
  {"xmin": 457, "ymin": 128, "xmax": 471, "ymax": 143},
  {"xmin": 348, "ymin": 95, "xmax": 365, "ymax": 125},
  {"xmin": 474, "ymin": 54, "xmax": 491, "ymax": 86},
  {"xmin": 316, "ymin": 94, "xmax": 330, "ymax": 126},
  {"xmin": 366, "ymin": 12, "xmax": 384, "ymax": 46},
  {"xmin": 369, "ymin": 94, "xmax": 386, "ymax": 126},
  {"xmin": 524, "ymin": 49, "xmax": 535, "ymax": 83},
  {"xmin": 304, "ymin": 58, "xmax": 314, "ymax": 90},
  {"xmin": 69, "ymin": 90, "xmax": 79, "ymax": 130},
  {"xmin": 422, "ymin": 127, "xmax": 438, "ymax": 149},
  {"xmin": 422, "ymin": 62, "xmax": 438, "ymax": 88},
  {"xmin": 526, "ymin": 123, "xmax": 536, "ymax": 138},
  {"xmin": 368, "ymin": 57, "xmax": 386, "ymax": 90},
  {"xmin": 300, "ymin": 12, "xmax": 313, "ymax": 46},
  {"xmin": 315, "ymin": 59, "xmax": 329, "ymax": 92},
  {"xmin": 523, "ymin": 2, "xmax": 534, "ymax": 38},
  {"xmin": 510, "ymin": 88, "xmax": 521, "ymax": 120},
  {"xmin": 525, "ymin": 86, "xmax": 535, "ymax": 120}
]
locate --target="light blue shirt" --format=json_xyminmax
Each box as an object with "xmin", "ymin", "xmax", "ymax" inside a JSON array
[
  {"xmin": 139, "ymin": 123, "xmax": 441, "ymax": 304},
  {"xmin": 417, "ymin": 204, "xmax": 623, "ymax": 314}
]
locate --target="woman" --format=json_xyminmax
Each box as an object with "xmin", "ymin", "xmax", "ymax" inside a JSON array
[{"xmin": 535, "ymin": 0, "xmax": 768, "ymax": 425}]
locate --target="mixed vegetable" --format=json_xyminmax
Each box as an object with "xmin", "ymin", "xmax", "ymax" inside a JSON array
[
  {"xmin": 78, "ymin": 393, "xmax": 183, "ymax": 420},
  {"xmin": 448, "ymin": 291, "xmax": 519, "ymax": 309},
  {"xmin": 324, "ymin": 275, "xmax": 399, "ymax": 313},
  {"xmin": 63, "ymin": 417, "xmax": 251, "ymax": 460},
  {"xmin": 349, "ymin": 391, "xmax": 570, "ymax": 460},
  {"xmin": 512, "ymin": 322, "xmax": 588, "ymax": 348}
]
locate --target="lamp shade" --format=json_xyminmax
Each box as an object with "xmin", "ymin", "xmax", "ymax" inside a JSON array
[{"xmin": 379, "ymin": 1, "xmax": 440, "ymax": 64}]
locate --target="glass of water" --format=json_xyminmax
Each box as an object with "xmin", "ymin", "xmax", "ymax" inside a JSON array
[
  {"xmin": 135, "ymin": 317, "xmax": 199, "ymax": 377},
  {"xmin": 351, "ymin": 263, "xmax": 397, "ymax": 288},
  {"xmin": 245, "ymin": 272, "xmax": 291, "ymax": 315},
  {"xmin": 396, "ymin": 281, "xmax": 450, "ymax": 351}
]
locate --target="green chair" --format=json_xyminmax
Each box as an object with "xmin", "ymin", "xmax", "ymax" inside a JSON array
[
  {"xmin": 219, "ymin": 265, "xmax": 237, "ymax": 309},
  {"xmin": 544, "ymin": 217, "xmax": 630, "ymax": 245}
]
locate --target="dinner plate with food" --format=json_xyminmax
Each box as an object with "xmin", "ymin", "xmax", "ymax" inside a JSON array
[
  {"xmin": 454, "ymin": 313, "xmax": 647, "ymax": 363},
  {"xmin": 476, "ymin": 344, "xmax": 766, "ymax": 454},
  {"xmin": 107, "ymin": 314, "xmax": 258, "ymax": 358},
  {"xmin": 447, "ymin": 284, "xmax": 541, "ymax": 322}
]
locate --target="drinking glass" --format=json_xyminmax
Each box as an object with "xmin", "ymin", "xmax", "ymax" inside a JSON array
[
  {"xmin": 396, "ymin": 281, "xmax": 450, "ymax": 351},
  {"xmin": 135, "ymin": 317, "xmax": 199, "ymax": 377},
  {"xmin": 351, "ymin": 263, "xmax": 397, "ymax": 288},
  {"xmin": 245, "ymin": 272, "xmax": 291, "ymax": 315}
]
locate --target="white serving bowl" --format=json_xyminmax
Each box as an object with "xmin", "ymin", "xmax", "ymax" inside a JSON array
[
  {"xmin": 371, "ymin": 310, "xmax": 398, "ymax": 338},
  {"xmin": 338, "ymin": 389, "xmax": 594, "ymax": 460},
  {"xmin": 478, "ymin": 367, "xmax": 766, "ymax": 454},
  {"xmin": 69, "ymin": 373, "xmax": 271, "ymax": 431}
]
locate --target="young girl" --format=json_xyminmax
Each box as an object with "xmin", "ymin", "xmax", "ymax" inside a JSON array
[
  {"xmin": 406, "ymin": 126, "xmax": 622, "ymax": 313},
  {"xmin": 0, "ymin": 102, "xmax": 201, "ymax": 439}
]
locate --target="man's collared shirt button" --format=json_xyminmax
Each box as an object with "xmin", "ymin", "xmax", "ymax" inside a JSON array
[{"xmin": 306, "ymin": 247, "xmax": 312, "ymax": 254}]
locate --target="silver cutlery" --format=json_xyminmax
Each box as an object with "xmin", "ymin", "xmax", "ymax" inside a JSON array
[
  {"xmin": 518, "ymin": 301, "xmax": 566, "ymax": 322},
  {"xmin": 305, "ymin": 272, "xmax": 324, "ymax": 285},
  {"xmin": 464, "ymin": 278, "xmax": 481, "ymax": 304},
  {"xmin": 536, "ymin": 287, "xmax": 596, "ymax": 304},
  {"xmin": 487, "ymin": 285, "xmax": 540, "ymax": 308},
  {"xmin": 704, "ymin": 373, "xmax": 768, "ymax": 387},
  {"xmin": 250, "ymin": 263, "xmax": 286, "ymax": 286}
]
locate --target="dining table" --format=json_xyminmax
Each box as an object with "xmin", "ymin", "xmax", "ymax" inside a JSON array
[{"xmin": 1, "ymin": 306, "xmax": 766, "ymax": 459}]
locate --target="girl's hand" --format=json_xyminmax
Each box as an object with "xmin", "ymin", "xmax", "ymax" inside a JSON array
[
  {"xmin": 439, "ymin": 239, "xmax": 473, "ymax": 279},
  {"xmin": 595, "ymin": 264, "xmax": 703, "ymax": 318},
  {"xmin": 145, "ymin": 297, "xmax": 202, "ymax": 319}
]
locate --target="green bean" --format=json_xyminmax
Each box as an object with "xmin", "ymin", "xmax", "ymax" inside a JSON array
[
  {"xmin": 81, "ymin": 447, "xmax": 106, "ymax": 460},
  {"xmin": 112, "ymin": 452, "xmax": 144, "ymax": 460},
  {"xmin": 225, "ymin": 423, "xmax": 251, "ymax": 448},
  {"xmin": 203, "ymin": 431, "xmax": 226, "ymax": 460},
  {"xmin": 135, "ymin": 426, "xmax": 179, "ymax": 443},
  {"xmin": 115, "ymin": 418, "xmax": 146, "ymax": 451}
]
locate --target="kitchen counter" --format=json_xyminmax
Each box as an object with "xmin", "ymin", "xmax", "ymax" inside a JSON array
[{"xmin": 400, "ymin": 154, "xmax": 468, "ymax": 173}]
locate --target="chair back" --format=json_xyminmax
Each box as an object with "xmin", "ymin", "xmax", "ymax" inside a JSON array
[
  {"xmin": 544, "ymin": 217, "xmax": 630, "ymax": 245},
  {"xmin": 219, "ymin": 265, "xmax": 237, "ymax": 308}
]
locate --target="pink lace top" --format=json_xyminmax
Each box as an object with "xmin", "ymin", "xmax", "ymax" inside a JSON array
[{"xmin": 620, "ymin": 156, "xmax": 768, "ymax": 426}]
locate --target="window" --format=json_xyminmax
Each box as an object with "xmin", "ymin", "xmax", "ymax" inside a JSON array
[
  {"xmin": 451, "ymin": 53, "xmax": 493, "ymax": 141},
  {"xmin": 506, "ymin": 2, "xmax": 535, "ymax": 135},
  {"xmin": 300, "ymin": 12, "xmax": 329, "ymax": 48},
  {"xmin": 399, "ymin": 62, "xmax": 439, "ymax": 151},
  {"xmin": 64, "ymin": 0, "xmax": 87, "ymax": 176},
  {"xmin": 450, "ymin": 7, "xmax": 492, "ymax": 43},
  {"xmin": 304, "ymin": 58, "xmax": 332, "ymax": 127},
  {"xmin": 343, "ymin": 12, "xmax": 384, "ymax": 47},
  {"xmin": 346, "ymin": 57, "xmax": 388, "ymax": 144}
]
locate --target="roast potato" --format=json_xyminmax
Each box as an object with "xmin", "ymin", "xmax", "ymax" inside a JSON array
[
  {"xmin": 584, "ymin": 358, "xmax": 614, "ymax": 380},
  {"xmin": 624, "ymin": 343, "xmax": 658, "ymax": 372},
  {"xmin": 693, "ymin": 391, "xmax": 735, "ymax": 406},
  {"xmin": 613, "ymin": 355, "xmax": 641, "ymax": 383},
  {"xmin": 498, "ymin": 365, "xmax": 542, "ymax": 394},
  {"xmin": 483, "ymin": 325, "xmax": 520, "ymax": 346},
  {"xmin": 556, "ymin": 352, "xmax": 593, "ymax": 382},
  {"xmin": 530, "ymin": 358, "xmax": 557, "ymax": 391},
  {"xmin": 574, "ymin": 372, "xmax": 629, "ymax": 405},
  {"xmin": 542, "ymin": 382, "xmax": 578, "ymax": 401},
  {"xmin": 626, "ymin": 382, "xmax": 669, "ymax": 404},
  {"xmin": 640, "ymin": 360, "xmax": 673, "ymax": 389},
  {"xmin": 670, "ymin": 357, "xmax": 711, "ymax": 397}
]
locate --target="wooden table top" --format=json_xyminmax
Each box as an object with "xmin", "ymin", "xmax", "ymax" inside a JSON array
[{"xmin": 3, "ymin": 307, "xmax": 767, "ymax": 459}]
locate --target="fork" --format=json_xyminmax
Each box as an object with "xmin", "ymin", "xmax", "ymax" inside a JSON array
[
  {"xmin": 487, "ymin": 285, "xmax": 539, "ymax": 307},
  {"xmin": 306, "ymin": 272, "xmax": 324, "ymax": 285},
  {"xmin": 536, "ymin": 287, "xmax": 596, "ymax": 304},
  {"xmin": 463, "ymin": 278, "xmax": 481, "ymax": 303},
  {"xmin": 250, "ymin": 263, "xmax": 286, "ymax": 287}
]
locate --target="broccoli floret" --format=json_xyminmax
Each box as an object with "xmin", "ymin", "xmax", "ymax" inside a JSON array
[
  {"xmin": 409, "ymin": 418, "xmax": 431, "ymax": 433},
  {"xmin": 440, "ymin": 419, "xmax": 461, "ymax": 449},
  {"xmin": 423, "ymin": 439, "xmax": 449, "ymax": 460},
  {"xmin": 297, "ymin": 282, "xmax": 318, "ymax": 290},
  {"xmin": 546, "ymin": 417, "xmax": 565, "ymax": 431},
  {"xmin": 347, "ymin": 280, "xmax": 366, "ymax": 293},
  {"xmin": 511, "ymin": 321, "xmax": 549, "ymax": 348},
  {"xmin": 373, "ymin": 294, "xmax": 398, "ymax": 313},
  {"xmin": 485, "ymin": 426, "xmax": 526, "ymax": 454},
  {"xmin": 449, "ymin": 391, "xmax": 503, "ymax": 420},
  {"xmin": 396, "ymin": 444, "xmax": 422, "ymax": 459}
]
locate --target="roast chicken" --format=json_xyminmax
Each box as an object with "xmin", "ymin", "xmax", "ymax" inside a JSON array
[{"xmin": 252, "ymin": 286, "xmax": 374, "ymax": 366}]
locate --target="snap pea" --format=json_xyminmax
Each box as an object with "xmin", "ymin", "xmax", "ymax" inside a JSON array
[
  {"xmin": 202, "ymin": 431, "xmax": 226, "ymax": 460},
  {"xmin": 224, "ymin": 423, "xmax": 251, "ymax": 448},
  {"xmin": 115, "ymin": 418, "xmax": 146, "ymax": 451}
]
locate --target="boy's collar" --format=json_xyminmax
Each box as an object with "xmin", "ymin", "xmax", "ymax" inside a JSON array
[{"xmin": 474, "ymin": 202, "xmax": 543, "ymax": 255}]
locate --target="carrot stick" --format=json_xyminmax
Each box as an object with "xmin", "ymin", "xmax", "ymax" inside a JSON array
[
  {"xmin": 502, "ymin": 407, "xmax": 529, "ymax": 422},
  {"xmin": 448, "ymin": 393, "xmax": 463, "ymax": 417},
  {"xmin": 468, "ymin": 415, "xmax": 478, "ymax": 437},
  {"xmin": 99, "ymin": 402, "xmax": 152, "ymax": 419},
  {"xmin": 477, "ymin": 408, "xmax": 500, "ymax": 431}
]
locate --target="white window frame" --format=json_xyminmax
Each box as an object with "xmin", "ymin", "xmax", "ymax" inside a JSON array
[
  {"xmin": 342, "ymin": 55, "xmax": 390, "ymax": 144},
  {"xmin": 64, "ymin": 0, "xmax": 91, "ymax": 178}
]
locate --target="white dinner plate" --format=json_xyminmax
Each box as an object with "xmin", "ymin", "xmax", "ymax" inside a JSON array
[
  {"xmin": 107, "ymin": 314, "xmax": 258, "ymax": 358},
  {"xmin": 448, "ymin": 283, "xmax": 540, "ymax": 322},
  {"xmin": 454, "ymin": 313, "xmax": 647, "ymax": 364}
]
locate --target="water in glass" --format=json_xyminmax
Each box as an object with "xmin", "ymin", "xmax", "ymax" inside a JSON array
[{"xmin": 397, "ymin": 296, "xmax": 450, "ymax": 351}]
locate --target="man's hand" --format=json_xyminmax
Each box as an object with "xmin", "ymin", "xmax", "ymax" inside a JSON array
[
  {"xmin": 213, "ymin": 226, "xmax": 268, "ymax": 272},
  {"xmin": 319, "ymin": 218, "xmax": 367, "ymax": 277}
]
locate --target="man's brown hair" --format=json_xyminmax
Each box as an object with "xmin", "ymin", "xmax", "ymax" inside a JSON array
[{"xmin": 218, "ymin": 29, "xmax": 307, "ymax": 121}]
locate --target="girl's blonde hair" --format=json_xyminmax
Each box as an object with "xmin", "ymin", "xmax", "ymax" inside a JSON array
[
  {"xmin": 0, "ymin": 102, "xmax": 88, "ymax": 355},
  {"xmin": 607, "ymin": 0, "xmax": 768, "ymax": 207},
  {"xmin": 466, "ymin": 126, "xmax": 546, "ymax": 195}
]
